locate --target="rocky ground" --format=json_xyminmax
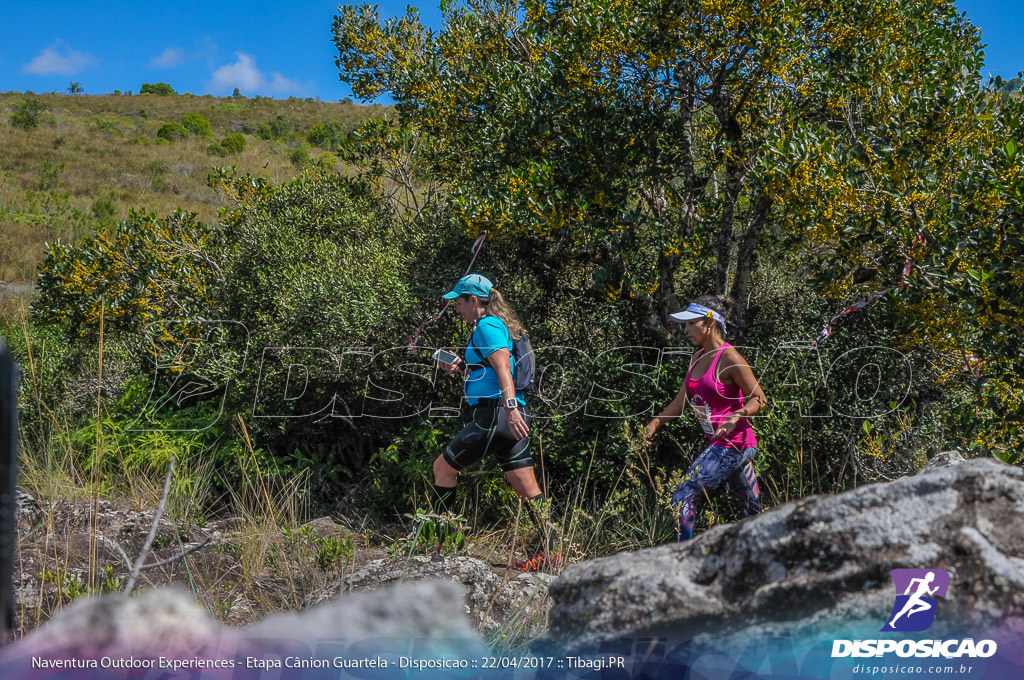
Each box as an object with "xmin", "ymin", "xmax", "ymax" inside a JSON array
[
  {"xmin": 548, "ymin": 454, "xmax": 1024, "ymax": 653},
  {"xmin": 13, "ymin": 488, "xmax": 553, "ymax": 645},
  {"xmin": 11, "ymin": 451, "xmax": 1023, "ymax": 673}
]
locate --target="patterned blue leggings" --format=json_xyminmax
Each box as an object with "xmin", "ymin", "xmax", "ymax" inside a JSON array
[{"xmin": 672, "ymin": 445, "xmax": 761, "ymax": 541}]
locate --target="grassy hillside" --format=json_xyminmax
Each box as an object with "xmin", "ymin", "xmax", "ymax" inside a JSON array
[{"xmin": 0, "ymin": 91, "xmax": 388, "ymax": 283}]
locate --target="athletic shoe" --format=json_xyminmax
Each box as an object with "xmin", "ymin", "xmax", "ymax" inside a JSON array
[{"xmin": 511, "ymin": 550, "xmax": 563, "ymax": 573}]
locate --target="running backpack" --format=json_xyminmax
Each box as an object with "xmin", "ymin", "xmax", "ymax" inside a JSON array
[
  {"xmin": 510, "ymin": 331, "xmax": 536, "ymax": 392},
  {"xmin": 468, "ymin": 321, "xmax": 536, "ymax": 392}
]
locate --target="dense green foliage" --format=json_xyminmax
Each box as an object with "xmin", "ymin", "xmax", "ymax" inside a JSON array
[
  {"xmin": 332, "ymin": 0, "xmax": 1022, "ymax": 465},
  {"xmin": 307, "ymin": 121, "xmax": 347, "ymax": 149},
  {"xmin": 156, "ymin": 121, "xmax": 189, "ymax": 142},
  {"xmin": 182, "ymin": 113, "xmax": 213, "ymax": 138},
  {"xmin": 140, "ymin": 82, "xmax": 177, "ymax": 96},
  {"xmin": 6, "ymin": 2, "xmax": 1023, "ymax": 552},
  {"xmin": 10, "ymin": 98, "xmax": 45, "ymax": 130},
  {"xmin": 257, "ymin": 115, "xmax": 292, "ymax": 140}
]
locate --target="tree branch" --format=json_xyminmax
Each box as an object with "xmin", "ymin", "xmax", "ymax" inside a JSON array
[{"xmin": 123, "ymin": 456, "xmax": 175, "ymax": 595}]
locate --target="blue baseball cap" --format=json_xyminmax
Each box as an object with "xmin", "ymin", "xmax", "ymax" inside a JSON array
[{"xmin": 442, "ymin": 274, "xmax": 493, "ymax": 299}]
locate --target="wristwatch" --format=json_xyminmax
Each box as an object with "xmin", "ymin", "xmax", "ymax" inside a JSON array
[{"xmin": 504, "ymin": 397, "xmax": 518, "ymax": 410}]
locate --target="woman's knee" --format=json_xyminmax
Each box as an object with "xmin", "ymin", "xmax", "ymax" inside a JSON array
[{"xmin": 672, "ymin": 479, "xmax": 704, "ymax": 508}]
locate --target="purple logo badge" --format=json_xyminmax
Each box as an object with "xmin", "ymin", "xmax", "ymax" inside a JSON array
[{"xmin": 881, "ymin": 568, "xmax": 950, "ymax": 632}]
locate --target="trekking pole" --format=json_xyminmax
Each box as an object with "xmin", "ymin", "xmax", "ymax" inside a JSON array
[{"xmin": 408, "ymin": 232, "xmax": 487, "ymax": 350}]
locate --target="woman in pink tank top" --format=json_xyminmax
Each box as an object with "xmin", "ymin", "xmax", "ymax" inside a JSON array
[{"xmin": 644, "ymin": 295, "xmax": 767, "ymax": 541}]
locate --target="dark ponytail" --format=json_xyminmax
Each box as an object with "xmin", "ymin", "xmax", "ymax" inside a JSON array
[{"xmin": 691, "ymin": 294, "xmax": 734, "ymax": 335}]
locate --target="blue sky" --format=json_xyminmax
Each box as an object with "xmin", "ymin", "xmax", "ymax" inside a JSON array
[{"xmin": 0, "ymin": 1, "xmax": 1019, "ymax": 101}]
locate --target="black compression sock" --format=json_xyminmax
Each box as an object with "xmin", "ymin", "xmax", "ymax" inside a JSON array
[
  {"xmin": 527, "ymin": 493, "xmax": 555, "ymax": 553},
  {"xmin": 433, "ymin": 485, "xmax": 457, "ymax": 513}
]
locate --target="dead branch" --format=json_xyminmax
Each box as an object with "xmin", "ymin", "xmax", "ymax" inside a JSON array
[
  {"xmin": 123, "ymin": 456, "xmax": 175, "ymax": 595},
  {"xmin": 137, "ymin": 538, "xmax": 212, "ymax": 571}
]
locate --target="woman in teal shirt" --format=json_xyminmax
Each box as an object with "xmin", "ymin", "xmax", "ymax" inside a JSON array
[{"xmin": 433, "ymin": 274, "xmax": 557, "ymax": 571}]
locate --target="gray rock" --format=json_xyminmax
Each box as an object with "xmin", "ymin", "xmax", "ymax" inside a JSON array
[
  {"xmin": 2, "ymin": 589, "xmax": 220, "ymax": 660},
  {"xmin": 1, "ymin": 581, "xmax": 487, "ymax": 668},
  {"xmin": 549, "ymin": 458, "xmax": 1024, "ymax": 651},
  {"xmin": 310, "ymin": 554, "xmax": 552, "ymax": 641},
  {"xmin": 244, "ymin": 579, "xmax": 488, "ymax": 661},
  {"xmin": 920, "ymin": 449, "xmax": 967, "ymax": 471}
]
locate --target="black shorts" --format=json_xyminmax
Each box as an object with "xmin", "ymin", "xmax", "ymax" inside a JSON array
[{"xmin": 442, "ymin": 401, "xmax": 533, "ymax": 473}]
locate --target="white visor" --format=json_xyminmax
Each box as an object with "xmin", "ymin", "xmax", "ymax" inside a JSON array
[{"xmin": 669, "ymin": 303, "xmax": 726, "ymax": 331}]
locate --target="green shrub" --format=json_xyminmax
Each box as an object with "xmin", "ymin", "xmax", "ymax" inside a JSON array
[
  {"xmin": 10, "ymin": 98, "xmax": 44, "ymax": 130},
  {"xmin": 90, "ymin": 195, "xmax": 116, "ymax": 222},
  {"xmin": 210, "ymin": 168, "xmax": 419, "ymax": 499},
  {"xmin": 211, "ymin": 102, "xmax": 246, "ymax": 112},
  {"xmin": 270, "ymin": 116, "xmax": 290, "ymax": 138},
  {"xmin": 156, "ymin": 121, "xmax": 187, "ymax": 142},
  {"xmin": 207, "ymin": 143, "xmax": 228, "ymax": 156},
  {"xmin": 182, "ymin": 113, "xmax": 212, "ymax": 137},
  {"xmin": 257, "ymin": 115, "xmax": 290, "ymax": 140},
  {"xmin": 314, "ymin": 152, "xmax": 338, "ymax": 171},
  {"xmin": 140, "ymin": 82, "xmax": 176, "ymax": 96},
  {"xmin": 288, "ymin": 148, "xmax": 309, "ymax": 168},
  {"xmin": 220, "ymin": 133, "xmax": 246, "ymax": 153},
  {"xmin": 391, "ymin": 510, "xmax": 467, "ymax": 556},
  {"xmin": 36, "ymin": 160, "xmax": 64, "ymax": 190},
  {"xmin": 33, "ymin": 210, "xmax": 225, "ymax": 338},
  {"xmin": 307, "ymin": 121, "xmax": 346, "ymax": 149}
]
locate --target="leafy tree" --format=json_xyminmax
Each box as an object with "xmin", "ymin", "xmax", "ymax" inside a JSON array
[
  {"xmin": 140, "ymin": 82, "xmax": 177, "ymax": 96},
  {"xmin": 996, "ymin": 76, "xmax": 1022, "ymax": 93},
  {"xmin": 333, "ymin": 0, "xmax": 984, "ymax": 333},
  {"xmin": 67, "ymin": 81, "xmax": 83, "ymax": 95},
  {"xmin": 90, "ymin": 195, "xmax": 117, "ymax": 223},
  {"xmin": 289, "ymin": 147, "xmax": 310, "ymax": 168},
  {"xmin": 332, "ymin": 0, "xmax": 1024, "ymax": 471},
  {"xmin": 900, "ymin": 91, "xmax": 1024, "ymax": 458}
]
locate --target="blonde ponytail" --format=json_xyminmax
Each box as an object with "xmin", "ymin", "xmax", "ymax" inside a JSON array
[{"xmin": 483, "ymin": 289, "xmax": 527, "ymax": 338}]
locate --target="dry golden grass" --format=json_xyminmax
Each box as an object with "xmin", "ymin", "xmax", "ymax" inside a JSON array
[{"xmin": 0, "ymin": 91, "xmax": 389, "ymax": 282}]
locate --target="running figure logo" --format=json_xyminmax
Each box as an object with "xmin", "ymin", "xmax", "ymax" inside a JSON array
[{"xmin": 881, "ymin": 568, "xmax": 950, "ymax": 632}]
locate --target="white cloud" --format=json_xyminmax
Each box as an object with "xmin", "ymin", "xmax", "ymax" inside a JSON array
[
  {"xmin": 150, "ymin": 47, "xmax": 185, "ymax": 69},
  {"xmin": 208, "ymin": 52, "xmax": 310, "ymax": 96},
  {"xmin": 22, "ymin": 40, "xmax": 98, "ymax": 75}
]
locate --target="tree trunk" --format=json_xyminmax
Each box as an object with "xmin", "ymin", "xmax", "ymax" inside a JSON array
[
  {"xmin": 730, "ymin": 193, "xmax": 771, "ymax": 336},
  {"xmin": 712, "ymin": 101, "xmax": 745, "ymax": 296},
  {"xmin": 715, "ymin": 158, "xmax": 744, "ymax": 295}
]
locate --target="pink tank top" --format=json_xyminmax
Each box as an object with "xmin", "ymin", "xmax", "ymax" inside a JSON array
[{"xmin": 685, "ymin": 343, "xmax": 758, "ymax": 449}]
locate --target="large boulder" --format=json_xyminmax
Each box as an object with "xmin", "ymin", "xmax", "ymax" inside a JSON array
[
  {"xmin": 549, "ymin": 458, "xmax": 1024, "ymax": 654},
  {"xmin": 310, "ymin": 554, "xmax": 553, "ymax": 641},
  {"xmin": 0, "ymin": 581, "xmax": 487, "ymax": 672}
]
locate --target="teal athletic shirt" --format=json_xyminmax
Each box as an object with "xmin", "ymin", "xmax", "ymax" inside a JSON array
[{"xmin": 464, "ymin": 316, "xmax": 526, "ymax": 406}]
